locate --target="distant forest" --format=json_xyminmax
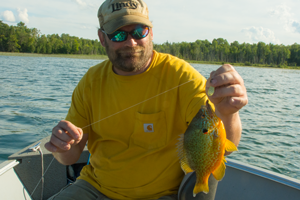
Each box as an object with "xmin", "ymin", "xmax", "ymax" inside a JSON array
[{"xmin": 1, "ymin": 21, "xmax": 300, "ymax": 67}]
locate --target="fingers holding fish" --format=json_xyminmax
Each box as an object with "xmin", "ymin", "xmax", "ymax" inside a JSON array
[
  {"xmin": 212, "ymin": 84, "xmax": 245, "ymax": 103},
  {"xmin": 208, "ymin": 65, "xmax": 243, "ymax": 88},
  {"xmin": 210, "ymin": 70, "xmax": 216, "ymax": 78},
  {"xmin": 206, "ymin": 64, "xmax": 248, "ymax": 116},
  {"xmin": 230, "ymin": 96, "xmax": 248, "ymax": 109},
  {"xmin": 210, "ymin": 83, "xmax": 243, "ymax": 97},
  {"xmin": 214, "ymin": 81, "xmax": 248, "ymax": 111},
  {"xmin": 210, "ymin": 64, "xmax": 236, "ymax": 78},
  {"xmin": 208, "ymin": 85, "xmax": 247, "ymax": 116}
]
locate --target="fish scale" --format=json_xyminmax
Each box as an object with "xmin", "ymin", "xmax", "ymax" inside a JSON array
[{"xmin": 177, "ymin": 100, "xmax": 238, "ymax": 197}]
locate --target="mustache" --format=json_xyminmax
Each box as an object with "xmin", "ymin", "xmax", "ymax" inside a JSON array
[{"xmin": 116, "ymin": 47, "xmax": 144, "ymax": 54}]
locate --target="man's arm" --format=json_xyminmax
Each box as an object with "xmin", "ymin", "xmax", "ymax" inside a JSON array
[
  {"xmin": 206, "ymin": 64, "xmax": 248, "ymax": 154},
  {"xmin": 218, "ymin": 111, "xmax": 241, "ymax": 155},
  {"xmin": 45, "ymin": 120, "xmax": 88, "ymax": 165}
]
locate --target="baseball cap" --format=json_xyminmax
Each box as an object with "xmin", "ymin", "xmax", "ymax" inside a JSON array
[{"xmin": 98, "ymin": 0, "xmax": 153, "ymax": 34}]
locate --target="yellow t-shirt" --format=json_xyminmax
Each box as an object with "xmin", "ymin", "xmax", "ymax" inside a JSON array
[{"xmin": 65, "ymin": 50, "xmax": 209, "ymax": 199}]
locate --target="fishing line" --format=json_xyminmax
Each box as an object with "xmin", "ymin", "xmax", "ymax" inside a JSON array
[
  {"xmin": 29, "ymin": 77, "xmax": 198, "ymax": 199},
  {"xmin": 81, "ymin": 78, "xmax": 197, "ymax": 130}
]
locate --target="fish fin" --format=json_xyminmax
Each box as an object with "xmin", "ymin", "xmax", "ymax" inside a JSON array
[
  {"xmin": 193, "ymin": 176, "xmax": 209, "ymax": 196},
  {"xmin": 177, "ymin": 134, "xmax": 194, "ymax": 174},
  {"xmin": 181, "ymin": 161, "xmax": 194, "ymax": 175},
  {"xmin": 176, "ymin": 134, "xmax": 186, "ymax": 163},
  {"xmin": 225, "ymin": 139, "xmax": 238, "ymax": 152},
  {"xmin": 212, "ymin": 158, "xmax": 226, "ymax": 181}
]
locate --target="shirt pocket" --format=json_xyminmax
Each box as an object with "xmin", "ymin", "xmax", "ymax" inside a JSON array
[{"xmin": 131, "ymin": 111, "xmax": 167, "ymax": 150}]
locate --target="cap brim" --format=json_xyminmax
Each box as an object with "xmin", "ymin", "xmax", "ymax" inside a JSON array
[{"xmin": 103, "ymin": 15, "xmax": 153, "ymax": 34}]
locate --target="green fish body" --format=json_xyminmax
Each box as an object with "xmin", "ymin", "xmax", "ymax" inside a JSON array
[{"xmin": 177, "ymin": 100, "xmax": 238, "ymax": 196}]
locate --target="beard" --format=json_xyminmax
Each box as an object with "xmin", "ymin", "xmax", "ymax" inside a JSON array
[{"xmin": 104, "ymin": 37, "xmax": 153, "ymax": 73}]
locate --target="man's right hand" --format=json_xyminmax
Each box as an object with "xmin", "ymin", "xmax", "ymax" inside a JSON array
[{"xmin": 45, "ymin": 120, "xmax": 83, "ymax": 153}]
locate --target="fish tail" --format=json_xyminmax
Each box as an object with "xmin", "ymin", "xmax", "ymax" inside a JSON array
[{"xmin": 193, "ymin": 176, "xmax": 209, "ymax": 197}]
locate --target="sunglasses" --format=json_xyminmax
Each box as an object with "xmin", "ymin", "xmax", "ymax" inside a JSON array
[{"xmin": 102, "ymin": 25, "xmax": 150, "ymax": 42}]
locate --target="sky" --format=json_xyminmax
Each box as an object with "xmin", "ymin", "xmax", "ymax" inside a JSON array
[{"xmin": 1, "ymin": 0, "xmax": 300, "ymax": 45}]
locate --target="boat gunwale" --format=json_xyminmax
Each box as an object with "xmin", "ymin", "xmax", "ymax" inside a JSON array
[
  {"xmin": 226, "ymin": 158, "xmax": 300, "ymax": 191},
  {"xmin": 0, "ymin": 160, "xmax": 20, "ymax": 176}
]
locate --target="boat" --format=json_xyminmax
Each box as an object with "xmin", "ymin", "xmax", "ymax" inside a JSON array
[{"xmin": 1, "ymin": 136, "xmax": 300, "ymax": 200}]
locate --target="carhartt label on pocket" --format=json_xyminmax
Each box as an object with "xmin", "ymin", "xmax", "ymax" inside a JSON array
[{"xmin": 144, "ymin": 124, "xmax": 154, "ymax": 132}]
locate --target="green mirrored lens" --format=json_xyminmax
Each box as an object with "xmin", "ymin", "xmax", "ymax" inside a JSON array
[
  {"xmin": 111, "ymin": 31, "xmax": 127, "ymax": 42},
  {"xmin": 106, "ymin": 26, "xmax": 149, "ymax": 42}
]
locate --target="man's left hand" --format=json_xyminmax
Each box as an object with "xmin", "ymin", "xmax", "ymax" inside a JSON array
[{"xmin": 206, "ymin": 64, "xmax": 248, "ymax": 118}]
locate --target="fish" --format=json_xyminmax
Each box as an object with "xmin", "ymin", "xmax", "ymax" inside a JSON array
[{"xmin": 177, "ymin": 100, "xmax": 238, "ymax": 197}]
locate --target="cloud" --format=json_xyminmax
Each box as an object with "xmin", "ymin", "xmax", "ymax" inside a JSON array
[
  {"xmin": 81, "ymin": 25, "xmax": 92, "ymax": 29},
  {"xmin": 75, "ymin": 0, "xmax": 87, "ymax": 7},
  {"xmin": 242, "ymin": 26, "xmax": 281, "ymax": 44},
  {"xmin": 292, "ymin": 22, "xmax": 300, "ymax": 34},
  {"xmin": 2, "ymin": 10, "xmax": 16, "ymax": 22},
  {"xmin": 17, "ymin": 8, "xmax": 29, "ymax": 24},
  {"xmin": 269, "ymin": 4, "xmax": 300, "ymax": 34},
  {"xmin": 0, "ymin": 8, "xmax": 29, "ymax": 24},
  {"xmin": 72, "ymin": 0, "xmax": 96, "ymax": 11}
]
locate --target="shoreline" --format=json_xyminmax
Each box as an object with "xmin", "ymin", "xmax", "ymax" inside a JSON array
[
  {"xmin": 0, "ymin": 52, "xmax": 108, "ymax": 60},
  {"xmin": 1, "ymin": 52, "xmax": 299, "ymax": 70},
  {"xmin": 187, "ymin": 60, "xmax": 300, "ymax": 70}
]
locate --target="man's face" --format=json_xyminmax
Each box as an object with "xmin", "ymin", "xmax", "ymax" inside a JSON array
[{"xmin": 101, "ymin": 24, "xmax": 153, "ymax": 75}]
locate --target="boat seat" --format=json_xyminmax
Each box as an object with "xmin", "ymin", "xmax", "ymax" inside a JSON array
[{"xmin": 67, "ymin": 163, "xmax": 86, "ymax": 183}]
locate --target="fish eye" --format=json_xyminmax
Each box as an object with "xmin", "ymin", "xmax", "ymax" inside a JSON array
[
  {"xmin": 203, "ymin": 129, "xmax": 208, "ymax": 134},
  {"xmin": 201, "ymin": 114, "xmax": 205, "ymax": 118}
]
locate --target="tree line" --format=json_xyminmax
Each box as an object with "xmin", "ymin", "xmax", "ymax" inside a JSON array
[
  {"xmin": 1, "ymin": 21, "xmax": 299, "ymax": 67},
  {"xmin": 0, "ymin": 21, "xmax": 106, "ymax": 55},
  {"xmin": 154, "ymin": 39, "xmax": 300, "ymax": 67}
]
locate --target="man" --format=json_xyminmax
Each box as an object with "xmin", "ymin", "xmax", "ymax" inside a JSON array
[{"xmin": 45, "ymin": 0, "xmax": 248, "ymax": 199}]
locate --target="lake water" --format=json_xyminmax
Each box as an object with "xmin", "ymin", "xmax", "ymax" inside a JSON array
[{"xmin": 0, "ymin": 55, "xmax": 299, "ymax": 180}]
